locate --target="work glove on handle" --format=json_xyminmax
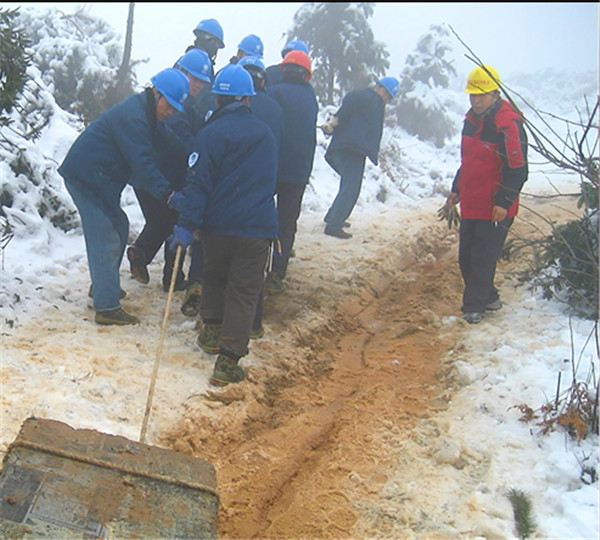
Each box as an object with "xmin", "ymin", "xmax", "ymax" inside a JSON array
[
  {"xmin": 437, "ymin": 196, "xmax": 461, "ymax": 229},
  {"xmin": 168, "ymin": 225, "xmax": 194, "ymax": 251}
]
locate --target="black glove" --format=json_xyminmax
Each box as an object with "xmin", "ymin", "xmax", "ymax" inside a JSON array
[{"xmin": 437, "ymin": 203, "xmax": 461, "ymax": 229}]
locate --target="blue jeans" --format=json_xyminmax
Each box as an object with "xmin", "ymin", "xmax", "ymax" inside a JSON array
[
  {"xmin": 324, "ymin": 148, "xmax": 366, "ymax": 229},
  {"xmin": 64, "ymin": 177, "xmax": 128, "ymax": 312}
]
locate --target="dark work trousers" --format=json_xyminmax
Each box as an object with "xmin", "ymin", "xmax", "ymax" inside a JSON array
[
  {"xmin": 271, "ymin": 181, "xmax": 306, "ymax": 279},
  {"xmin": 199, "ymin": 233, "xmax": 270, "ymax": 360},
  {"xmin": 133, "ymin": 188, "xmax": 185, "ymax": 287},
  {"xmin": 324, "ymin": 148, "xmax": 366, "ymax": 229},
  {"xmin": 458, "ymin": 217, "xmax": 514, "ymax": 313}
]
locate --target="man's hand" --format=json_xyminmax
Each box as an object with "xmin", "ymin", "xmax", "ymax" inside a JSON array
[
  {"xmin": 320, "ymin": 115, "xmax": 339, "ymax": 135},
  {"xmin": 491, "ymin": 205, "xmax": 508, "ymax": 223},
  {"xmin": 168, "ymin": 225, "xmax": 194, "ymax": 251}
]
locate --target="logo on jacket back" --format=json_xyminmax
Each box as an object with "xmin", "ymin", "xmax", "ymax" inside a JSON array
[{"xmin": 188, "ymin": 152, "xmax": 199, "ymax": 168}]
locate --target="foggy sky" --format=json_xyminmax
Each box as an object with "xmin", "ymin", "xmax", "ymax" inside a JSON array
[{"xmin": 7, "ymin": 2, "xmax": 600, "ymax": 87}]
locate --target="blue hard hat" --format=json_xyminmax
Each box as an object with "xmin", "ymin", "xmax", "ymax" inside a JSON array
[
  {"xmin": 238, "ymin": 34, "xmax": 264, "ymax": 58},
  {"xmin": 238, "ymin": 55, "xmax": 266, "ymax": 75},
  {"xmin": 151, "ymin": 68, "xmax": 189, "ymax": 113},
  {"xmin": 212, "ymin": 64, "xmax": 255, "ymax": 97},
  {"xmin": 193, "ymin": 18, "xmax": 224, "ymax": 48},
  {"xmin": 378, "ymin": 76, "xmax": 400, "ymax": 99},
  {"xmin": 281, "ymin": 39, "xmax": 309, "ymax": 58},
  {"xmin": 177, "ymin": 49, "xmax": 212, "ymax": 83}
]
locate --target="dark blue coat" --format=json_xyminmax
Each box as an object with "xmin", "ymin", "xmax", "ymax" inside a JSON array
[
  {"xmin": 249, "ymin": 90, "xmax": 284, "ymax": 149},
  {"xmin": 267, "ymin": 80, "xmax": 318, "ymax": 184},
  {"xmin": 265, "ymin": 63, "xmax": 283, "ymax": 87},
  {"xmin": 326, "ymin": 87, "xmax": 385, "ymax": 165},
  {"xmin": 165, "ymin": 86, "xmax": 217, "ymax": 147},
  {"xmin": 177, "ymin": 101, "xmax": 278, "ymax": 239},
  {"xmin": 58, "ymin": 90, "xmax": 181, "ymax": 201}
]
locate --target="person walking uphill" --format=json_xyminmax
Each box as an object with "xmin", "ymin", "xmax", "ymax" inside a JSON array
[
  {"xmin": 265, "ymin": 50, "xmax": 318, "ymax": 294},
  {"xmin": 442, "ymin": 64, "xmax": 528, "ymax": 325},
  {"xmin": 58, "ymin": 68, "xmax": 189, "ymax": 326},
  {"xmin": 168, "ymin": 64, "xmax": 278, "ymax": 387},
  {"xmin": 321, "ymin": 76, "xmax": 399, "ymax": 239}
]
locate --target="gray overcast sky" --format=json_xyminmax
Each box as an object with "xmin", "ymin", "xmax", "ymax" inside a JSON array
[{"xmin": 8, "ymin": 2, "xmax": 600, "ymax": 86}]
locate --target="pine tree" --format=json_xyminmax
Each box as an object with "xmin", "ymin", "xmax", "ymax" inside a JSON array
[
  {"xmin": 288, "ymin": 2, "xmax": 389, "ymax": 105},
  {"xmin": 393, "ymin": 24, "xmax": 458, "ymax": 148},
  {"xmin": 15, "ymin": 5, "xmax": 135, "ymax": 125},
  {"xmin": 0, "ymin": 7, "xmax": 31, "ymax": 126}
]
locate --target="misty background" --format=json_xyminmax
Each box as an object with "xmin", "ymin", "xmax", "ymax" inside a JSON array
[{"xmin": 5, "ymin": 2, "xmax": 599, "ymax": 89}]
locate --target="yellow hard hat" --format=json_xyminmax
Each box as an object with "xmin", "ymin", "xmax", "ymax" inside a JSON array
[{"xmin": 465, "ymin": 64, "xmax": 501, "ymax": 94}]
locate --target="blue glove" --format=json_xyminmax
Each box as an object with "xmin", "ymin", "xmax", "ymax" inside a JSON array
[
  {"xmin": 168, "ymin": 225, "xmax": 194, "ymax": 251},
  {"xmin": 167, "ymin": 191, "xmax": 186, "ymax": 213}
]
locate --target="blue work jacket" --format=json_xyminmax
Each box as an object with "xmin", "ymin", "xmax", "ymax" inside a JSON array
[
  {"xmin": 267, "ymin": 80, "xmax": 318, "ymax": 184},
  {"xmin": 177, "ymin": 101, "xmax": 278, "ymax": 239},
  {"xmin": 326, "ymin": 87, "xmax": 385, "ymax": 166},
  {"xmin": 58, "ymin": 89, "xmax": 182, "ymax": 202}
]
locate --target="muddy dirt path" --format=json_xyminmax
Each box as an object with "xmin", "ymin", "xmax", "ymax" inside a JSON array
[
  {"xmin": 157, "ymin": 195, "xmax": 579, "ymax": 539},
  {"xmin": 160, "ymin": 207, "xmax": 469, "ymax": 539}
]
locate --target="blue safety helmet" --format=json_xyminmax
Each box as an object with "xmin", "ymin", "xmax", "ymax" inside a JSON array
[
  {"xmin": 378, "ymin": 76, "xmax": 400, "ymax": 99},
  {"xmin": 238, "ymin": 34, "xmax": 264, "ymax": 58},
  {"xmin": 238, "ymin": 55, "xmax": 266, "ymax": 75},
  {"xmin": 150, "ymin": 68, "xmax": 189, "ymax": 113},
  {"xmin": 212, "ymin": 64, "xmax": 255, "ymax": 97},
  {"xmin": 193, "ymin": 18, "xmax": 225, "ymax": 48},
  {"xmin": 176, "ymin": 49, "xmax": 212, "ymax": 83},
  {"xmin": 281, "ymin": 39, "xmax": 309, "ymax": 58}
]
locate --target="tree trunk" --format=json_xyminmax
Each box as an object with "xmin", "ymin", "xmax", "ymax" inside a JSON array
[{"xmin": 114, "ymin": 3, "xmax": 135, "ymax": 102}]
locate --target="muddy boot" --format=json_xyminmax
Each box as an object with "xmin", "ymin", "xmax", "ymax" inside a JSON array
[
  {"xmin": 264, "ymin": 271, "xmax": 284, "ymax": 294},
  {"xmin": 197, "ymin": 323, "xmax": 221, "ymax": 354},
  {"xmin": 249, "ymin": 326, "xmax": 265, "ymax": 339},
  {"xmin": 181, "ymin": 282, "xmax": 202, "ymax": 317},
  {"xmin": 127, "ymin": 246, "xmax": 149, "ymax": 284},
  {"xmin": 210, "ymin": 354, "xmax": 245, "ymax": 387},
  {"xmin": 95, "ymin": 307, "xmax": 140, "ymax": 326}
]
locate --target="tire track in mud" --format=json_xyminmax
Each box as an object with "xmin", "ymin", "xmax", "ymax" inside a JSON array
[{"xmin": 161, "ymin": 220, "xmax": 466, "ymax": 539}]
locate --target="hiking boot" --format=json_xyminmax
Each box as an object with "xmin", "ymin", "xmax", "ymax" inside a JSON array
[
  {"xmin": 197, "ymin": 323, "xmax": 221, "ymax": 354},
  {"xmin": 463, "ymin": 312, "xmax": 484, "ymax": 324},
  {"xmin": 88, "ymin": 285, "xmax": 126, "ymax": 299},
  {"xmin": 210, "ymin": 355, "xmax": 245, "ymax": 387},
  {"xmin": 485, "ymin": 299, "xmax": 503, "ymax": 311},
  {"xmin": 249, "ymin": 326, "xmax": 265, "ymax": 339},
  {"xmin": 324, "ymin": 225, "xmax": 352, "ymax": 239},
  {"xmin": 181, "ymin": 282, "xmax": 202, "ymax": 317},
  {"xmin": 264, "ymin": 271, "xmax": 284, "ymax": 294},
  {"xmin": 95, "ymin": 307, "xmax": 140, "ymax": 326},
  {"xmin": 127, "ymin": 246, "xmax": 149, "ymax": 284}
]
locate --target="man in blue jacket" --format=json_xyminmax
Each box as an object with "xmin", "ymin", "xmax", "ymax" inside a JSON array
[
  {"xmin": 265, "ymin": 39, "xmax": 309, "ymax": 87},
  {"xmin": 321, "ymin": 76, "xmax": 399, "ymax": 239},
  {"xmin": 238, "ymin": 55, "xmax": 284, "ymax": 339},
  {"xmin": 127, "ymin": 48, "xmax": 213, "ymax": 294},
  {"xmin": 169, "ymin": 64, "xmax": 278, "ymax": 387},
  {"xmin": 265, "ymin": 50, "xmax": 318, "ymax": 294},
  {"xmin": 58, "ymin": 68, "xmax": 189, "ymax": 325}
]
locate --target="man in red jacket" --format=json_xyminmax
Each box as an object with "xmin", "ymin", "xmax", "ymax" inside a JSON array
[{"xmin": 443, "ymin": 64, "xmax": 528, "ymax": 324}]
